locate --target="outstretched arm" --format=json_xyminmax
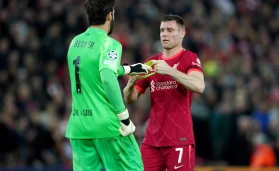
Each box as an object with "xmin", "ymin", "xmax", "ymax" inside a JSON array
[{"xmin": 118, "ymin": 63, "xmax": 152, "ymax": 77}]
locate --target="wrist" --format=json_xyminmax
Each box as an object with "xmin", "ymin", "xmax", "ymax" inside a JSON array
[
  {"xmin": 120, "ymin": 118, "xmax": 130, "ymax": 126},
  {"xmin": 168, "ymin": 67, "xmax": 177, "ymax": 76},
  {"xmin": 117, "ymin": 109, "xmax": 131, "ymax": 126},
  {"xmin": 122, "ymin": 65, "xmax": 131, "ymax": 75},
  {"xmin": 117, "ymin": 109, "xmax": 129, "ymax": 120},
  {"xmin": 128, "ymin": 81, "xmax": 137, "ymax": 88}
]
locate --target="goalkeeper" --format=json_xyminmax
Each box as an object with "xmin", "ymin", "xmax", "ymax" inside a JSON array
[{"xmin": 65, "ymin": 0, "xmax": 150, "ymax": 170}]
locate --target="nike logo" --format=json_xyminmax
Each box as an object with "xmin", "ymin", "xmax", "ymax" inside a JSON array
[{"xmin": 174, "ymin": 165, "xmax": 184, "ymax": 169}]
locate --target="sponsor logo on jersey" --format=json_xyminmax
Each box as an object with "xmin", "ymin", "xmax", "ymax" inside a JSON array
[
  {"xmin": 107, "ymin": 50, "xmax": 118, "ymax": 60},
  {"xmin": 150, "ymin": 80, "xmax": 177, "ymax": 92},
  {"xmin": 151, "ymin": 80, "xmax": 155, "ymax": 92}
]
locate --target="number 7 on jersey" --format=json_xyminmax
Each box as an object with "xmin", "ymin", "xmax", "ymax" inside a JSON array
[{"xmin": 73, "ymin": 56, "xmax": 82, "ymax": 94}]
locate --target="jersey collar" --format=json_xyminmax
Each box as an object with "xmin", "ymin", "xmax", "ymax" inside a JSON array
[
  {"xmin": 87, "ymin": 27, "xmax": 107, "ymax": 35},
  {"xmin": 162, "ymin": 49, "xmax": 185, "ymax": 60}
]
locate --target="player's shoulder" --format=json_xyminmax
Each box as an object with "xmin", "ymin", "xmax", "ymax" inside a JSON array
[
  {"xmin": 69, "ymin": 32, "xmax": 88, "ymax": 44},
  {"xmin": 69, "ymin": 34, "xmax": 82, "ymax": 47},
  {"xmin": 183, "ymin": 49, "xmax": 199, "ymax": 58},
  {"xmin": 181, "ymin": 49, "xmax": 201, "ymax": 64},
  {"xmin": 75, "ymin": 30, "xmax": 89, "ymax": 39},
  {"xmin": 103, "ymin": 36, "xmax": 122, "ymax": 48},
  {"xmin": 70, "ymin": 33, "xmax": 82, "ymax": 42}
]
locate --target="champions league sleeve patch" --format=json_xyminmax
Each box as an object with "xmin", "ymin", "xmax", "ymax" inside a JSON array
[{"xmin": 107, "ymin": 50, "xmax": 118, "ymax": 60}]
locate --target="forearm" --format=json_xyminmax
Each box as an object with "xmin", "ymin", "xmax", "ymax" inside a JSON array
[
  {"xmin": 100, "ymin": 69, "xmax": 126, "ymax": 114},
  {"xmin": 168, "ymin": 68, "xmax": 205, "ymax": 93},
  {"xmin": 123, "ymin": 84, "xmax": 138, "ymax": 104}
]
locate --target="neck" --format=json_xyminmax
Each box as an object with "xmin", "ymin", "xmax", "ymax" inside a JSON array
[
  {"xmin": 90, "ymin": 24, "xmax": 109, "ymax": 34},
  {"xmin": 163, "ymin": 45, "xmax": 183, "ymax": 58}
]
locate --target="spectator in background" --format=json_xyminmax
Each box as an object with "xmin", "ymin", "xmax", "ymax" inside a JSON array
[
  {"xmin": 209, "ymin": 97, "xmax": 233, "ymax": 163},
  {"xmin": 251, "ymin": 99, "xmax": 271, "ymax": 134},
  {"xmin": 228, "ymin": 116, "xmax": 253, "ymax": 166},
  {"xmin": 250, "ymin": 133, "xmax": 277, "ymax": 168}
]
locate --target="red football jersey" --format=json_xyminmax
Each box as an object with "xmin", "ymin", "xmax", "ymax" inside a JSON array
[{"xmin": 135, "ymin": 49, "xmax": 203, "ymax": 147}]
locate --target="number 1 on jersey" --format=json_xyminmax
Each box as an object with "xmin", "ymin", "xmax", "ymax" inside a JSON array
[{"xmin": 73, "ymin": 56, "xmax": 81, "ymax": 94}]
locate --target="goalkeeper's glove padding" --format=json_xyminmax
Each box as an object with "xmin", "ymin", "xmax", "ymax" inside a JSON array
[
  {"xmin": 122, "ymin": 63, "xmax": 152, "ymax": 75},
  {"xmin": 117, "ymin": 109, "xmax": 136, "ymax": 136}
]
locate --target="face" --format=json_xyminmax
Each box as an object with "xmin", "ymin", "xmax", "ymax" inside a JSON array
[
  {"xmin": 160, "ymin": 20, "xmax": 185, "ymax": 50},
  {"xmin": 108, "ymin": 10, "xmax": 115, "ymax": 35}
]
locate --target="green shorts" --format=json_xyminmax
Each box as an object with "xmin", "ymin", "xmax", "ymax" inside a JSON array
[{"xmin": 70, "ymin": 134, "xmax": 143, "ymax": 171}]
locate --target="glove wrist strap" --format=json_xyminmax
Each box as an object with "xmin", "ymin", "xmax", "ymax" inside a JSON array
[
  {"xmin": 122, "ymin": 65, "xmax": 131, "ymax": 75},
  {"xmin": 120, "ymin": 118, "xmax": 130, "ymax": 126},
  {"xmin": 117, "ymin": 109, "xmax": 129, "ymax": 120}
]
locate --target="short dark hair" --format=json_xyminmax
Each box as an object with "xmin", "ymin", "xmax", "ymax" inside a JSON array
[
  {"xmin": 84, "ymin": 0, "xmax": 115, "ymax": 25},
  {"xmin": 161, "ymin": 14, "xmax": 185, "ymax": 29}
]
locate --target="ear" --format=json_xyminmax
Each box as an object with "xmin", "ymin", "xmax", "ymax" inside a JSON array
[
  {"xmin": 180, "ymin": 29, "xmax": 186, "ymax": 39},
  {"xmin": 106, "ymin": 12, "xmax": 113, "ymax": 21}
]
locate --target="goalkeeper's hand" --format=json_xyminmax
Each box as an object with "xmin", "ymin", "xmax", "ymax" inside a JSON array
[
  {"xmin": 122, "ymin": 63, "xmax": 152, "ymax": 75},
  {"xmin": 117, "ymin": 109, "xmax": 136, "ymax": 136}
]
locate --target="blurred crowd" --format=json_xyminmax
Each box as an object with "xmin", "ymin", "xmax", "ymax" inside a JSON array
[{"xmin": 0, "ymin": 0, "xmax": 279, "ymax": 169}]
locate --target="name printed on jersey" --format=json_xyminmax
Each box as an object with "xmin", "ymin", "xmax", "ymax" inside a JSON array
[{"xmin": 70, "ymin": 40, "xmax": 95, "ymax": 49}]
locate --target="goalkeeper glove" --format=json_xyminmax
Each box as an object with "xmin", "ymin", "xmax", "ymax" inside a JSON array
[
  {"xmin": 122, "ymin": 63, "xmax": 152, "ymax": 75},
  {"xmin": 117, "ymin": 109, "xmax": 136, "ymax": 136}
]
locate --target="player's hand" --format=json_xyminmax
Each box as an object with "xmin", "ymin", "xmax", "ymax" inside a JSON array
[
  {"xmin": 123, "ymin": 63, "xmax": 152, "ymax": 75},
  {"xmin": 127, "ymin": 75, "xmax": 141, "ymax": 87},
  {"xmin": 151, "ymin": 60, "xmax": 172, "ymax": 75},
  {"xmin": 117, "ymin": 109, "xmax": 136, "ymax": 136},
  {"xmin": 119, "ymin": 121, "xmax": 136, "ymax": 136}
]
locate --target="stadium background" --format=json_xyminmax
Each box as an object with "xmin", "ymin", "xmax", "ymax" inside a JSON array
[{"xmin": 0, "ymin": 0, "xmax": 278, "ymax": 170}]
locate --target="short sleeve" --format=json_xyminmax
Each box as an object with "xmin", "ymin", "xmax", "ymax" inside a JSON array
[
  {"xmin": 99, "ymin": 39, "xmax": 122, "ymax": 76},
  {"xmin": 186, "ymin": 52, "xmax": 203, "ymax": 74},
  {"xmin": 135, "ymin": 78, "xmax": 150, "ymax": 94}
]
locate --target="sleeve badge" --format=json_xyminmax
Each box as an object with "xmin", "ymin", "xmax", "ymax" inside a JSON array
[{"xmin": 107, "ymin": 50, "xmax": 118, "ymax": 60}]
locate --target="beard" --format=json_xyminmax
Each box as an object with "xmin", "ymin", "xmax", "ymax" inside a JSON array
[{"xmin": 108, "ymin": 18, "xmax": 114, "ymax": 35}]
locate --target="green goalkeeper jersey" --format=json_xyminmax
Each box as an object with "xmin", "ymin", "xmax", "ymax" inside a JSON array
[{"xmin": 66, "ymin": 28, "xmax": 123, "ymax": 139}]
